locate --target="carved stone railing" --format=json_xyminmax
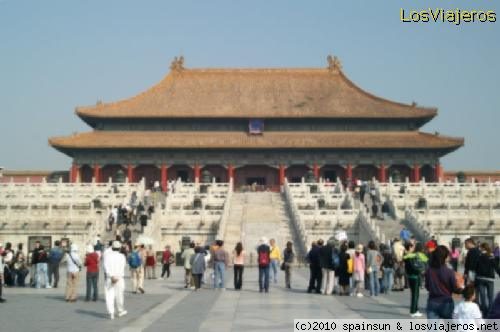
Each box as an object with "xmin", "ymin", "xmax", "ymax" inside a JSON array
[{"xmin": 216, "ymin": 178, "xmax": 234, "ymax": 241}]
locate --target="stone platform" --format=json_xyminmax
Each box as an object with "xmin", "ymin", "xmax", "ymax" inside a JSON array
[{"xmin": 0, "ymin": 265, "xmax": 473, "ymax": 332}]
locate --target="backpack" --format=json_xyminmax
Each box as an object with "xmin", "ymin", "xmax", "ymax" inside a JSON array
[
  {"xmin": 49, "ymin": 248, "xmax": 63, "ymax": 263},
  {"xmin": 347, "ymin": 257, "xmax": 353, "ymax": 274},
  {"xmin": 407, "ymin": 256, "xmax": 425, "ymax": 275},
  {"xmin": 331, "ymin": 249, "xmax": 340, "ymax": 269},
  {"xmin": 258, "ymin": 250, "xmax": 270, "ymax": 267},
  {"xmin": 383, "ymin": 252, "xmax": 395, "ymax": 268},
  {"xmin": 128, "ymin": 251, "xmax": 142, "ymax": 268}
]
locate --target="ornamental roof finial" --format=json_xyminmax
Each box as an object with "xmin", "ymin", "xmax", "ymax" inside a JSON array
[
  {"xmin": 170, "ymin": 55, "xmax": 185, "ymax": 72},
  {"xmin": 327, "ymin": 54, "xmax": 342, "ymax": 73}
]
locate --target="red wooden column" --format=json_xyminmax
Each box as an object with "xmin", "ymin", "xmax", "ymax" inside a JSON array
[
  {"xmin": 161, "ymin": 164, "xmax": 168, "ymax": 192},
  {"xmin": 312, "ymin": 163, "xmax": 319, "ymax": 181},
  {"xmin": 70, "ymin": 163, "xmax": 79, "ymax": 183},
  {"xmin": 412, "ymin": 164, "xmax": 421, "ymax": 183},
  {"xmin": 435, "ymin": 163, "xmax": 443, "ymax": 182},
  {"xmin": 279, "ymin": 164, "xmax": 286, "ymax": 186},
  {"xmin": 346, "ymin": 164, "xmax": 353, "ymax": 180},
  {"xmin": 194, "ymin": 164, "xmax": 201, "ymax": 182},
  {"xmin": 378, "ymin": 164, "xmax": 387, "ymax": 183},
  {"xmin": 227, "ymin": 164, "xmax": 234, "ymax": 181},
  {"xmin": 93, "ymin": 164, "xmax": 101, "ymax": 183},
  {"xmin": 127, "ymin": 164, "xmax": 134, "ymax": 183},
  {"xmin": 227, "ymin": 164, "xmax": 234, "ymax": 190}
]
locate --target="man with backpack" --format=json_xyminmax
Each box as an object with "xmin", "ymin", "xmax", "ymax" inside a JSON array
[
  {"xmin": 48, "ymin": 240, "xmax": 63, "ymax": 288},
  {"xmin": 257, "ymin": 237, "xmax": 271, "ymax": 293},
  {"xmin": 128, "ymin": 243, "xmax": 145, "ymax": 294}
]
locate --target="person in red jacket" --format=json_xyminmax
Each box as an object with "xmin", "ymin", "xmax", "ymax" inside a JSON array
[
  {"xmin": 84, "ymin": 245, "xmax": 100, "ymax": 301},
  {"xmin": 161, "ymin": 245, "xmax": 173, "ymax": 279}
]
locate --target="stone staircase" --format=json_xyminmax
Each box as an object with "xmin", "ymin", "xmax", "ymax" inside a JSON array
[
  {"xmin": 222, "ymin": 192, "xmax": 299, "ymax": 265},
  {"xmin": 361, "ymin": 193, "xmax": 402, "ymax": 244}
]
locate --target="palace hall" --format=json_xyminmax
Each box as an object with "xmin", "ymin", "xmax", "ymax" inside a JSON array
[{"xmin": 49, "ymin": 56, "xmax": 464, "ymax": 190}]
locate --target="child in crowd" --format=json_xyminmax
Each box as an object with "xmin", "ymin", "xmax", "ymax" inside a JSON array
[{"xmin": 453, "ymin": 284, "xmax": 484, "ymax": 329}]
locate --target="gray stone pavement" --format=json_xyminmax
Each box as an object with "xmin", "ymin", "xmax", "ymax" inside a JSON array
[{"xmin": 1, "ymin": 266, "xmax": 498, "ymax": 332}]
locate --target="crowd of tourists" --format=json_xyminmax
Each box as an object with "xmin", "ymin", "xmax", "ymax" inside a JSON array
[{"xmin": 2, "ymin": 232, "xmax": 500, "ymax": 322}]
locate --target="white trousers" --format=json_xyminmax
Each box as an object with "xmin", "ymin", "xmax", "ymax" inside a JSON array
[
  {"xmin": 105, "ymin": 277, "xmax": 125, "ymax": 315},
  {"xmin": 321, "ymin": 269, "xmax": 335, "ymax": 295}
]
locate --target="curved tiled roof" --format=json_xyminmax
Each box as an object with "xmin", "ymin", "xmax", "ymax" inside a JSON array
[
  {"xmin": 75, "ymin": 67, "xmax": 437, "ymax": 120},
  {"xmin": 50, "ymin": 131, "xmax": 463, "ymax": 151}
]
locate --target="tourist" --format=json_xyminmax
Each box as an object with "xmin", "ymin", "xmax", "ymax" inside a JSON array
[
  {"xmin": 65, "ymin": 244, "xmax": 82, "ymax": 302},
  {"xmin": 381, "ymin": 243, "xmax": 395, "ymax": 294},
  {"xmin": 269, "ymin": 238, "xmax": 281, "ymax": 284},
  {"xmin": 123, "ymin": 226, "xmax": 132, "ymax": 245},
  {"xmin": 161, "ymin": 245, "xmax": 173, "ymax": 279},
  {"xmin": 14, "ymin": 246, "xmax": 28, "ymax": 287},
  {"xmin": 464, "ymin": 238, "xmax": 480, "ymax": 285},
  {"xmin": 128, "ymin": 243, "xmax": 145, "ymax": 294},
  {"xmin": 353, "ymin": 244, "xmax": 365, "ymax": 297},
  {"xmin": 145, "ymin": 245, "xmax": 157, "ymax": 279},
  {"xmin": 283, "ymin": 241, "xmax": 294, "ymax": 289},
  {"xmin": 2, "ymin": 242, "xmax": 14, "ymax": 286},
  {"xmin": 0, "ymin": 244, "xmax": 6, "ymax": 302},
  {"xmin": 494, "ymin": 243, "xmax": 500, "ymax": 267},
  {"xmin": 306, "ymin": 240, "xmax": 322, "ymax": 294},
  {"xmin": 319, "ymin": 238, "xmax": 336, "ymax": 295},
  {"xmin": 257, "ymin": 237, "xmax": 271, "ymax": 293},
  {"xmin": 425, "ymin": 245, "xmax": 458, "ymax": 319},
  {"xmin": 181, "ymin": 242, "xmax": 195, "ymax": 289},
  {"xmin": 392, "ymin": 238, "xmax": 405, "ymax": 291},
  {"xmin": 84, "ymin": 244, "xmax": 99, "ymax": 302},
  {"xmin": 103, "ymin": 240, "xmax": 127, "ymax": 320},
  {"xmin": 399, "ymin": 227, "xmax": 410, "ymax": 243},
  {"xmin": 450, "ymin": 243, "xmax": 460, "ymax": 272},
  {"xmin": 36, "ymin": 244, "xmax": 50, "ymax": 289},
  {"xmin": 425, "ymin": 236, "xmax": 438, "ymax": 254},
  {"xmin": 366, "ymin": 240, "xmax": 383, "ymax": 297},
  {"xmin": 453, "ymin": 284, "xmax": 484, "ymax": 327},
  {"xmin": 487, "ymin": 292, "xmax": 500, "ymax": 318},
  {"xmin": 190, "ymin": 246, "xmax": 206, "ymax": 291},
  {"xmin": 233, "ymin": 242, "xmax": 245, "ymax": 290},
  {"xmin": 404, "ymin": 242, "xmax": 428, "ymax": 317},
  {"xmin": 48, "ymin": 240, "xmax": 63, "ymax": 288},
  {"xmin": 475, "ymin": 242, "xmax": 500, "ymax": 316},
  {"xmin": 211, "ymin": 240, "xmax": 229, "ymax": 290},
  {"xmin": 346, "ymin": 241, "xmax": 356, "ymax": 295},
  {"xmin": 30, "ymin": 241, "xmax": 40, "ymax": 287},
  {"xmin": 337, "ymin": 243, "xmax": 351, "ymax": 295}
]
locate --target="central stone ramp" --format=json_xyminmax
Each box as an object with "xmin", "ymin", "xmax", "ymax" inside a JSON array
[{"xmin": 223, "ymin": 192, "xmax": 295, "ymax": 265}]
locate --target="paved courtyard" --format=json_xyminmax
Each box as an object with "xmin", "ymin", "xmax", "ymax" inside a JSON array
[{"xmin": 0, "ymin": 265, "xmax": 477, "ymax": 332}]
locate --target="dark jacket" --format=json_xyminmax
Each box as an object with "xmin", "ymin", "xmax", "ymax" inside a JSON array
[
  {"xmin": 283, "ymin": 249, "xmax": 294, "ymax": 264},
  {"xmin": 425, "ymin": 266, "xmax": 457, "ymax": 303},
  {"xmin": 476, "ymin": 253, "xmax": 500, "ymax": 279},
  {"xmin": 306, "ymin": 245, "xmax": 321, "ymax": 267},
  {"xmin": 464, "ymin": 247, "xmax": 480, "ymax": 276},
  {"xmin": 319, "ymin": 244, "xmax": 335, "ymax": 270}
]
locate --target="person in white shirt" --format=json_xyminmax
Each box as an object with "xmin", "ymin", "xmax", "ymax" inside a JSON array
[
  {"xmin": 453, "ymin": 284, "xmax": 484, "ymax": 331},
  {"xmin": 103, "ymin": 241, "xmax": 127, "ymax": 320}
]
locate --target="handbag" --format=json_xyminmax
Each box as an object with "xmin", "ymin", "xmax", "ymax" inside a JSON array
[{"xmin": 280, "ymin": 262, "xmax": 286, "ymax": 271}]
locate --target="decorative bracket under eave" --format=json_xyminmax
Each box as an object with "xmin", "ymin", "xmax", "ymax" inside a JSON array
[
  {"xmin": 327, "ymin": 54, "xmax": 342, "ymax": 73},
  {"xmin": 170, "ymin": 56, "xmax": 185, "ymax": 72}
]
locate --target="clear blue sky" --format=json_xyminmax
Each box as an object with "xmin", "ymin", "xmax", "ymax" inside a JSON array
[{"xmin": 1, "ymin": 0, "xmax": 498, "ymax": 171}]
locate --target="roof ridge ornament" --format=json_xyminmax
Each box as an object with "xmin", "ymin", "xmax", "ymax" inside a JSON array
[
  {"xmin": 327, "ymin": 55, "xmax": 342, "ymax": 73},
  {"xmin": 170, "ymin": 56, "xmax": 185, "ymax": 73}
]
